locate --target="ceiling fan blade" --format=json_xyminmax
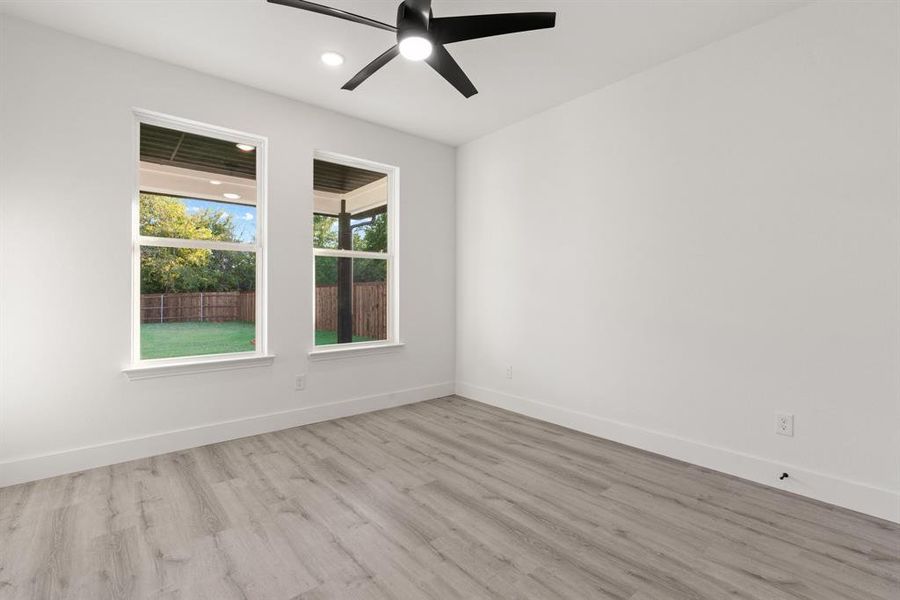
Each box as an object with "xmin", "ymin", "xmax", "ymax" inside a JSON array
[
  {"xmin": 425, "ymin": 44, "xmax": 477, "ymax": 98},
  {"xmin": 430, "ymin": 12, "xmax": 556, "ymax": 45},
  {"xmin": 342, "ymin": 46, "xmax": 400, "ymax": 91},
  {"xmin": 267, "ymin": 0, "xmax": 396, "ymax": 32}
]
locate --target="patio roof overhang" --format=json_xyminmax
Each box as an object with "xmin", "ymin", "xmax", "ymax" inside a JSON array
[
  {"xmin": 314, "ymin": 159, "xmax": 387, "ymax": 217},
  {"xmin": 139, "ymin": 161, "xmax": 258, "ymax": 206}
]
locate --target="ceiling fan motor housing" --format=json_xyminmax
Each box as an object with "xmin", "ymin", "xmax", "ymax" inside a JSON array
[{"xmin": 396, "ymin": 1, "xmax": 431, "ymax": 43}]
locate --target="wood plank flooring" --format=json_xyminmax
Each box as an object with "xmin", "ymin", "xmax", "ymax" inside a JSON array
[{"xmin": 1, "ymin": 396, "xmax": 898, "ymax": 599}]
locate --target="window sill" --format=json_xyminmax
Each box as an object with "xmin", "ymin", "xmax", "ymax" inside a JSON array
[
  {"xmin": 123, "ymin": 354, "xmax": 276, "ymax": 381},
  {"xmin": 308, "ymin": 342, "xmax": 404, "ymax": 361}
]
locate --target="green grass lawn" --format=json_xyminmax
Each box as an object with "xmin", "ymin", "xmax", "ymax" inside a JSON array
[
  {"xmin": 141, "ymin": 321, "xmax": 256, "ymax": 359},
  {"xmin": 141, "ymin": 321, "xmax": 375, "ymax": 359}
]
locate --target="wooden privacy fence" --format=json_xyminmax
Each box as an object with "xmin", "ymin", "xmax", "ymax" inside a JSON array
[
  {"xmin": 316, "ymin": 282, "xmax": 387, "ymax": 340},
  {"xmin": 141, "ymin": 292, "xmax": 255, "ymax": 323},
  {"xmin": 141, "ymin": 283, "xmax": 386, "ymax": 339}
]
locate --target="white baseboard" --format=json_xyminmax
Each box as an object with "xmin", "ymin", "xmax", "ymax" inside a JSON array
[
  {"xmin": 0, "ymin": 381, "xmax": 454, "ymax": 488},
  {"xmin": 456, "ymin": 382, "xmax": 900, "ymax": 524}
]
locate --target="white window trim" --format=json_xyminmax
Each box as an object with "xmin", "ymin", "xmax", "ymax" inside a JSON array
[
  {"xmin": 126, "ymin": 109, "xmax": 271, "ymax": 377},
  {"xmin": 123, "ymin": 354, "xmax": 275, "ymax": 381},
  {"xmin": 308, "ymin": 341, "xmax": 405, "ymax": 361},
  {"xmin": 311, "ymin": 150, "xmax": 400, "ymax": 357}
]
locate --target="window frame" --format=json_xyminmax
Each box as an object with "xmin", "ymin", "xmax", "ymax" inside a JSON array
[
  {"xmin": 129, "ymin": 109, "xmax": 268, "ymax": 370},
  {"xmin": 311, "ymin": 150, "xmax": 399, "ymax": 354}
]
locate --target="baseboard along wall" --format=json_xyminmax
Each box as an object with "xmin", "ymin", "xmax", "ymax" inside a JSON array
[
  {"xmin": 4, "ymin": 379, "xmax": 896, "ymax": 524},
  {"xmin": 0, "ymin": 382, "xmax": 455, "ymax": 488},
  {"xmin": 456, "ymin": 382, "xmax": 900, "ymax": 524}
]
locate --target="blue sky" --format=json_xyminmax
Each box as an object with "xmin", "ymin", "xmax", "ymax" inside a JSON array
[{"xmin": 183, "ymin": 198, "xmax": 256, "ymax": 243}]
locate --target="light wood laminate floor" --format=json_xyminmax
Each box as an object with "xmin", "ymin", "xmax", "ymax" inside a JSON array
[{"xmin": 1, "ymin": 396, "xmax": 898, "ymax": 599}]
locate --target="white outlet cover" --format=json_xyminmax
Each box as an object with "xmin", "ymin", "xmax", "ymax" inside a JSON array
[
  {"xmin": 776, "ymin": 413, "xmax": 794, "ymax": 437},
  {"xmin": 295, "ymin": 375, "xmax": 306, "ymax": 391}
]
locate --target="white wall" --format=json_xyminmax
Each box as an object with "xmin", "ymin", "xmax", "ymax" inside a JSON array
[
  {"xmin": 0, "ymin": 16, "xmax": 455, "ymax": 485},
  {"xmin": 456, "ymin": 1, "xmax": 900, "ymax": 522}
]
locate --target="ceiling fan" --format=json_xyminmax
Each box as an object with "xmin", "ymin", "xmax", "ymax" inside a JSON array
[{"xmin": 268, "ymin": 0, "xmax": 556, "ymax": 98}]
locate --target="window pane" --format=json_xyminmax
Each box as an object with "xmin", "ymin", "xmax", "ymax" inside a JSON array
[
  {"xmin": 352, "ymin": 211, "xmax": 387, "ymax": 253},
  {"xmin": 352, "ymin": 258, "xmax": 387, "ymax": 342},
  {"xmin": 140, "ymin": 193, "xmax": 256, "ymax": 243},
  {"xmin": 313, "ymin": 158, "xmax": 387, "ymax": 253},
  {"xmin": 313, "ymin": 212, "xmax": 387, "ymax": 252},
  {"xmin": 139, "ymin": 122, "xmax": 257, "ymax": 242},
  {"xmin": 140, "ymin": 247, "xmax": 256, "ymax": 359},
  {"xmin": 315, "ymin": 256, "xmax": 387, "ymax": 346},
  {"xmin": 315, "ymin": 256, "xmax": 338, "ymax": 345}
]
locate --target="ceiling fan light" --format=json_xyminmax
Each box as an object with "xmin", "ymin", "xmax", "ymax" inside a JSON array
[
  {"xmin": 235, "ymin": 143, "xmax": 255, "ymax": 152},
  {"xmin": 399, "ymin": 36, "xmax": 432, "ymax": 61}
]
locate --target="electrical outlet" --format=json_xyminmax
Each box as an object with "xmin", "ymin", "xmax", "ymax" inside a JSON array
[
  {"xmin": 505, "ymin": 366, "xmax": 513, "ymax": 379},
  {"xmin": 295, "ymin": 375, "xmax": 306, "ymax": 391},
  {"xmin": 776, "ymin": 413, "xmax": 794, "ymax": 437}
]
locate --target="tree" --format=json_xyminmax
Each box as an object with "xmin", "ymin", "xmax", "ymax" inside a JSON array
[
  {"xmin": 313, "ymin": 214, "xmax": 338, "ymax": 249},
  {"xmin": 352, "ymin": 212, "xmax": 387, "ymax": 253},
  {"xmin": 313, "ymin": 214, "xmax": 338, "ymax": 285},
  {"xmin": 141, "ymin": 194, "xmax": 217, "ymax": 240},
  {"xmin": 352, "ymin": 212, "xmax": 387, "ymax": 282},
  {"xmin": 193, "ymin": 208, "xmax": 241, "ymax": 242}
]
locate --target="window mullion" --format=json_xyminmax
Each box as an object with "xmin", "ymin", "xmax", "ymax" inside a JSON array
[
  {"xmin": 313, "ymin": 248, "xmax": 389, "ymax": 260},
  {"xmin": 138, "ymin": 235, "xmax": 258, "ymax": 253}
]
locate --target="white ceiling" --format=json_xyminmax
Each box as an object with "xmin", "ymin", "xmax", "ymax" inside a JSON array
[{"xmin": 0, "ymin": 0, "xmax": 806, "ymax": 145}]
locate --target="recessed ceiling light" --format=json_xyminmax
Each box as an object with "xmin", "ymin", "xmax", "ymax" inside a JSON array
[
  {"xmin": 399, "ymin": 36, "xmax": 432, "ymax": 61},
  {"xmin": 209, "ymin": 179, "xmax": 222, "ymax": 185},
  {"xmin": 321, "ymin": 51, "xmax": 344, "ymax": 67},
  {"xmin": 235, "ymin": 143, "xmax": 255, "ymax": 152},
  {"xmin": 223, "ymin": 192, "xmax": 241, "ymax": 200}
]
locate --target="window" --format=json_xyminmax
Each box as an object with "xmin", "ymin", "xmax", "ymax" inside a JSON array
[
  {"xmin": 132, "ymin": 112, "xmax": 266, "ymax": 365},
  {"xmin": 313, "ymin": 152, "xmax": 397, "ymax": 349}
]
